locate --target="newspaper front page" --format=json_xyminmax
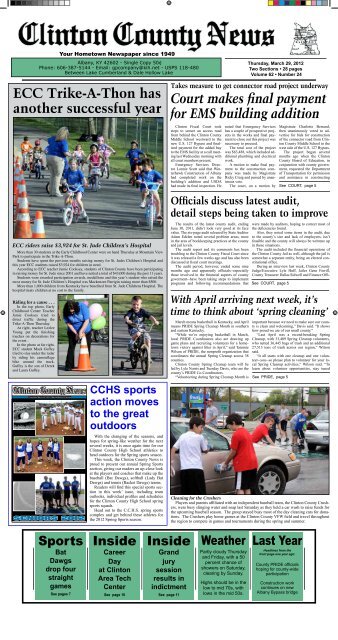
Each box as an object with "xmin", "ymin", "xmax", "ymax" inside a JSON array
[{"xmin": 0, "ymin": 0, "xmax": 336, "ymax": 630}]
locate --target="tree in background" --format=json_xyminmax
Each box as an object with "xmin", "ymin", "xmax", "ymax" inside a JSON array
[
  {"xmin": 264, "ymin": 388, "xmax": 301, "ymax": 406},
  {"xmin": 88, "ymin": 118, "xmax": 96, "ymax": 136}
]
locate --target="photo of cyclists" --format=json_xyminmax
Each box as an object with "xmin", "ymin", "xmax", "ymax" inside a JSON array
[
  {"xmin": 13, "ymin": 117, "xmax": 164, "ymax": 239},
  {"xmin": 112, "ymin": 294, "xmax": 163, "ymax": 376},
  {"xmin": 58, "ymin": 294, "xmax": 109, "ymax": 376}
]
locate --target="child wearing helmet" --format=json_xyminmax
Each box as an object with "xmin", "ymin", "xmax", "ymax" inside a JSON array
[
  {"xmin": 72, "ymin": 144, "xmax": 86, "ymax": 168},
  {"xmin": 97, "ymin": 136, "xmax": 116, "ymax": 176},
  {"xmin": 126, "ymin": 140, "xmax": 145, "ymax": 184},
  {"xmin": 137, "ymin": 158, "xmax": 163, "ymax": 221},
  {"xmin": 86, "ymin": 143, "xmax": 103, "ymax": 177},
  {"xmin": 97, "ymin": 135, "xmax": 116, "ymax": 156},
  {"xmin": 63, "ymin": 158, "xmax": 88, "ymax": 216},
  {"xmin": 31, "ymin": 140, "xmax": 45, "ymax": 172}
]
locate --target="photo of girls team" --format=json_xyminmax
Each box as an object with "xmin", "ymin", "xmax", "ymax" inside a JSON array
[
  {"xmin": 35, "ymin": 473, "xmax": 85, "ymax": 514},
  {"xmin": 12, "ymin": 393, "xmax": 87, "ymax": 521},
  {"xmin": 35, "ymin": 400, "xmax": 85, "ymax": 436},
  {"xmin": 14, "ymin": 436, "xmax": 64, "ymax": 473}
]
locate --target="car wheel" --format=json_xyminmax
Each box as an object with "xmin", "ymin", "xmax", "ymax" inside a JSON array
[
  {"xmin": 307, "ymin": 443, "xmax": 317, "ymax": 452},
  {"xmin": 254, "ymin": 464, "xmax": 286, "ymax": 495}
]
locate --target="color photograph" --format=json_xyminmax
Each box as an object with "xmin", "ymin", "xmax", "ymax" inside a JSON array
[
  {"xmin": 13, "ymin": 117, "xmax": 164, "ymax": 239},
  {"xmin": 35, "ymin": 399, "xmax": 86, "ymax": 436},
  {"xmin": 14, "ymin": 436, "xmax": 64, "ymax": 473},
  {"xmin": 112, "ymin": 294, "xmax": 163, "ymax": 376},
  {"xmin": 58, "ymin": 294, "xmax": 109, "ymax": 376},
  {"xmin": 35, "ymin": 473, "xmax": 85, "ymax": 515}
]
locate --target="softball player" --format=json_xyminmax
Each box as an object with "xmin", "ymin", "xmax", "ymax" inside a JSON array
[
  {"xmin": 52, "ymin": 438, "xmax": 61, "ymax": 466},
  {"xmin": 74, "ymin": 406, "xmax": 83, "ymax": 433},
  {"xmin": 40, "ymin": 406, "xmax": 48, "ymax": 430},
  {"xmin": 64, "ymin": 403, "xmax": 70, "ymax": 424},
  {"xmin": 68, "ymin": 405, "xmax": 75, "ymax": 429},
  {"xmin": 25, "ymin": 438, "xmax": 33, "ymax": 465},
  {"xmin": 56, "ymin": 405, "xmax": 62, "ymax": 424},
  {"xmin": 36, "ymin": 440, "xmax": 44, "ymax": 463},
  {"xmin": 47, "ymin": 437, "xmax": 54, "ymax": 463},
  {"xmin": 16, "ymin": 440, "xmax": 26, "ymax": 472},
  {"xmin": 50, "ymin": 406, "xmax": 57, "ymax": 426}
]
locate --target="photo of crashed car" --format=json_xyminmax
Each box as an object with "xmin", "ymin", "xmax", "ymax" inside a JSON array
[{"xmin": 170, "ymin": 419, "xmax": 301, "ymax": 496}]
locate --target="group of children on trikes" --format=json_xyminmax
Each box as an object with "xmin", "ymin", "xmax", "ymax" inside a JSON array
[
  {"xmin": 121, "ymin": 295, "xmax": 160, "ymax": 374},
  {"xmin": 20, "ymin": 136, "xmax": 163, "ymax": 225},
  {"xmin": 20, "ymin": 137, "xmax": 45, "ymax": 178}
]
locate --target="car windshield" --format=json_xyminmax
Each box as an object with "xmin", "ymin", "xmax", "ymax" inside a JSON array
[
  {"xmin": 170, "ymin": 422, "xmax": 230, "ymax": 452},
  {"xmin": 314, "ymin": 410, "xmax": 328, "ymax": 421}
]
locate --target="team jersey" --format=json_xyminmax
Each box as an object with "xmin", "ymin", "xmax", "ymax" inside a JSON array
[
  {"xmin": 25, "ymin": 442, "xmax": 33, "ymax": 453},
  {"xmin": 47, "ymin": 440, "xmax": 53, "ymax": 450},
  {"xmin": 16, "ymin": 444, "xmax": 26, "ymax": 457},
  {"xmin": 52, "ymin": 442, "xmax": 60, "ymax": 452},
  {"xmin": 36, "ymin": 443, "xmax": 44, "ymax": 452},
  {"xmin": 40, "ymin": 481, "xmax": 51, "ymax": 492},
  {"xmin": 63, "ymin": 480, "xmax": 71, "ymax": 489},
  {"xmin": 72, "ymin": 480, "xmax": 80, "ymax": 491}
]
